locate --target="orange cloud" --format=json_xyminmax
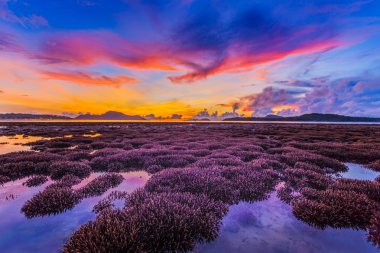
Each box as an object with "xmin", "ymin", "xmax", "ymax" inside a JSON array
[
  {"xmin": 41, "ymin": 70, "xmax": 139, "ymax": 87},
  {"xmin": 272, "ymin": 105, "xmax": 299, "ymax": 114},
  {"xmin": 36, "ymin": 32, "xmax": 179, "ymax": 71},
  {"xmin": 169, "ymin": 39, "xmax": 342, "ymax": 83}
]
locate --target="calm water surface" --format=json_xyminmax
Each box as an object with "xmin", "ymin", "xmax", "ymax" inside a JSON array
[
  {"xmin": 195, "ymin": 164, "xmax": 379, "ymax": 253},
  {"xmin": 0, "ymin": 134, "xmax": 379, "ymax": 253},
  {"xmin": 341, "ymin": 163, "xmax": 379, "ymax": 180},
  {"xmin": 195, "ymin": 194, "xmax": 378, "ymax": 253},
  {"xmin": 0, "ymin": 135, "xmax": 47, "ymax": 154},
  {"xmin": 0, "ymin": 171, "xmax": 149, "ymax": 253}
]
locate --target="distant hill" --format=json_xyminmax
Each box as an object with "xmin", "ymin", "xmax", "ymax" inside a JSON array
[
  {"xmin": 264, "ymin": 114, "xmax": 283, "ymax": 119},
  {"xmin": 192, "ymin": 118, "xmax": 211, "ymax": 121},
  {"xmin": 0, "ymin": 113, "xmax": 70, "ymax": 120},
  {"xmin": 224, "ymin": 113, "xmax": 380, "ymax": 122},
  {"xmin": 75, "ymin": 111, "xmax": 145, "ymax": 120}
]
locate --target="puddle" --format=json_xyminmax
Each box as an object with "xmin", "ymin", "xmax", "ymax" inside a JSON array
[
  {"xmin": 0, "ymin": 171, "xmax": 149, "ymax": 253},
  {"xmin": 0, "ymin": 135, "xmax": 47, "ymax": 154},
  {"xmin": 195, "ymin": 194, "xmax": 377, "ymax": 253},
  {"xmin": 341, "ymin": 163, "xmax": 379, "ymax": 180},
  {"xmin": 82, "ymin": 133, "xmax": 102, "ymax": 138}
]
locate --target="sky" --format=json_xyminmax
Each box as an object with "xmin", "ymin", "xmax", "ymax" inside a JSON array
[{"xmin": 0, "ymin": 0, "xmax": 379, "ymax": 119}]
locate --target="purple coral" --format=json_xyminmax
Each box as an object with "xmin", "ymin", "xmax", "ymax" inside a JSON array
[
  {"xmin": 23, "ymin": 175, "xmax": 48, "ymax": 187},
  {"xmin": 293, "ymin": 189, "xmax": 375, "ymax": 229},
  {"xmin": 50, "ymin": 161, "xmax": 91, "ymax": 180},
  {"xmin": 21, "ymin": 186, "xmax": 80, "ymax": 218},
  {"xmin": 367, "ymin": 211, "xmax": 380, "ymax": 248},
  {"xmin": 78, "ymin": 173, "xmax": 124, "ymax": 198},
  {"xmin": 64, "ymin": 190, "xmax": 227, "ymax": 253}
]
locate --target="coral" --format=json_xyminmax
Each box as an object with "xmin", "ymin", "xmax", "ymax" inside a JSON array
[
  {"xmin": 367, "ymin": 160, "xmax": 380, "ymax": 172},
  {"xmin": 65, "ymin": 151, "xmax": 92, "ymax": 161},
  {"xmin": 1, "ymin": 122, "xmax": 380, "ymax": 251},
  {"xmin": 50, "ymin": 175, "xmax": 82, "ymax": 188},
  {"xmin": 90, "ymin": 151, "xmax": 145, "ymax": 172},
  {"xmin": 64, "ymin": 191, "xmax": 227, "ymax": 253},
  {"xmin": 23, "ymin": 175, "xmax": 48, "ymax": 187},
  {"xmin": 21, "ymin": 186, "xmax": 80, "ymax": 218},
  {"xmin": 146, "ymin": 166, "xmax": 278, "ymax": 204},
  {"xmin": 93, "ymin": 191, "xmax": 129, "ymax": 214},
  {"xmin": 329, "ymin": 178, "xmax": 380, "ymax": 202},
  {"xmin": 277, "ymin": 184, "xmax": 299, "ymax": 204},
  {"xmin": 274, "ymin": 148, "xmax": 347, "ymax": 172},
  {"xmin": 145, "ymin": 154, "xmax": 196, "ymax": 169},
  {"xmin": 367, "ymin": 211, "xmax": 380, "ymax": 248},
  {"xmin": 49, "ymin": 161, "xmax": 91, "ymax": 180},
  {"xmin": 78, "ymin": 173, "xmax": 124, "ymax": 198},
  {"xmin": 0, "ymin": 175, "xmax": 11, "ymax": 185},
  {"xmin": 283, "ymin": 168, "xmax": 333, "ymax": 190},
  {"xmin": 293, "ymin": 189, "xmax": 375, "ymax": 229},
  {"xmin": 145, "ymin": 167, "xmax": 236, "ymax": 203}
]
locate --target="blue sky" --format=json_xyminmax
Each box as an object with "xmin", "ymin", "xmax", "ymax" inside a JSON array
[{"xmin": 0, "ymin": 0, "xmax": 379, "ymax": 118}]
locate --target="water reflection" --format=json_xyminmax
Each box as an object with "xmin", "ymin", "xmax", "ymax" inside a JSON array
[
  {"xmin": 0, "ymin": 171, "xmax": 149, "ymax": 253},
  {"xmin": 196, "ymin": 194, "xmax": 377, "ymax": 253},
  {"xmin": 341, "ymin": 163, "xmax": 379, "ymax": 180},
  {"xmin": 82, "ymin": 133, "xmax": 102, "ymax": 138},
  {"xmin": 0, "ymin": 135, "xmax": 46, "ymax": 154}
]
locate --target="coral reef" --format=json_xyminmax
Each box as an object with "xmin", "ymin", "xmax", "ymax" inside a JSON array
[
  {"xmin": 23, "ymin": 175, "xmax": 48, "ymax": 187},
  {"xmin": 293, "ymin": 189, "xmax": 375, "ymax": 229},
  {"xmin": 64, "ymin": 190, "xmax": 228, "ymax": 253},
  {"xmin": 0, "ymin": 122, "xmax": 379, "ymax": 251},
  {"xmin": 78, "ymin": 173, "xmax": 124, "ymax": 198},
  {"xmin": 92, "ymin": 191, "xmax": 129, "ymax": 214},
  {"xmin": 50, "ymin": 161, "xmax": 91, "ymax": 180},
  {"xmin": 367, "ymin": 211, "xmax": 380, "ymax": 248},
  {"xmin": 21, "ymin": 186, "xmax": 80, "ymax": 218}
]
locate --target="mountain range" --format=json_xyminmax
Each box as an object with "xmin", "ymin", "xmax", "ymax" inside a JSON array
[
  {"xmin": 1, "ymin": 112, "xmax": 380, "ymax": 122},
  {"xmin": 75, "ymin": 111, "xmax": 145, "ymax": 120},
  {"xmin": 223, "ymin": 113, "xmax": 380, "ymax": 122},
  {"xmin": 0, "ymin": 113, "xmax": 70, "ymax": 120}
]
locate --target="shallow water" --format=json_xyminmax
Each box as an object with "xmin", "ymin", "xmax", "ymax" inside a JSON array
[
  {"xmin": 0, "ymin": 133, "xmax": 378, "ymax": 252},
  {"xmin": 0, "ymin": 171, "xmax": 149, "ymax": 253},
  {"xmin": 195, "ymin": 194, "xmax": 378, "ymax": 253},
  {"xmin": 0, "ymin": 135, "xmax": 46, "ymax": 154},
  {"xmin": 341, "ymin": 163, "xmax": 379, "ymax": 180}
]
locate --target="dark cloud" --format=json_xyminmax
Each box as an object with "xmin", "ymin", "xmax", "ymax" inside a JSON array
[
  {"xmin": 167, "ymin": 1, "xmax": 341, "ymax": 83},
  {"xmin": 171, "ymin": 114, "xmax": 182, "ymax": 119},
  {"xmin": 2, "ymin": 1, "xmax": 349, "ymax": 84},
  {"xmin": 298, "ymin": 78, "xmax": 380, "ymax": 116},
  {"xmin": 244, "ymin": 87, "xmax": 298, "ymax": 117},
  {"xmin": 231, "ymin": 77, "xmax": 380, "ymax": 117}
]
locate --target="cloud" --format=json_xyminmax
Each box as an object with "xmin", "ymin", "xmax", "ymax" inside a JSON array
[
  {"xmin": 298, "ymin": 78, "xmax": 380, "ymax": 116},
  {"xmin": 42, "ymin": 70, "xmax": 139, "ymax": 87},
  {"xmin": 241, "ymin": 87, "xmax": 299, "ymax": 117},
  {"xmin": 166, "ymin": 1, "xmax": 344, "ymax": 83},
  {"xmin": 33, "ymin": 31, "xmax": 179, "ymax": 71},
  {"xmin": 77, "ymin": 0, "xmax": 98, "ymax": 7},
  {"xmin": 192, "ymin": 107, "xmax": 241, "ymax": 120},
  {"xmin": 21, "ymin": 14, "xmax": 49, "ymax": 28},
  {"xmin": 144, "ymin": 114, "xmax": 156, "ymax": 120},
  {"xmin": 171, "ymin": 114, "xmax": 182, "ymax": 119},
  {"xmin": 0, "ymin": 32, "xmax": 23, "ymax": 52},
  {"xmin": 229, "ymin": 77, "xmax": 380, "ymax": 117},
  {"xmin": 0, "ymin": 1, "xmax": 49, "ymax": 28},
  {"xmin": 0, "ymin": 1, "xmax": 355, "ymax": 85}
]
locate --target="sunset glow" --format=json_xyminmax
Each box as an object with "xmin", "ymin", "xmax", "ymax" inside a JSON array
[{"xmin": 0, "ymin": 0, "xmax": 379, "ymax": 118}]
